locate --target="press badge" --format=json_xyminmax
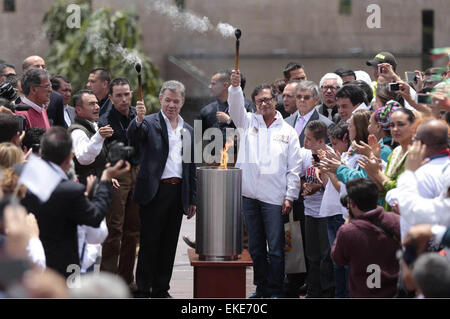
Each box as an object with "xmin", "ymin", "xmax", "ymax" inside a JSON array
[{"xmin": 274, "ymin": 134, "xmax": 290, "ymax": 144}]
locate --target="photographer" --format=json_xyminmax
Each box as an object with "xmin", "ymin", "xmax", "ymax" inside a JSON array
[
  {"xmin": 20, "ymin": 127, "xmax": 130, "ymax": 277},
  {"xmin": 330, "ymin": 178, "xmax": 400, "ymax": 298},
  {"xmin": 98, "ymin": 78, "xmax": 141, "ymax": 290}
]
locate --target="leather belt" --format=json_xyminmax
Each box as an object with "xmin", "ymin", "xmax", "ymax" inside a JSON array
[{"xmin": 160, "ymin": 177, "xmax": 182, "ymax": 184}]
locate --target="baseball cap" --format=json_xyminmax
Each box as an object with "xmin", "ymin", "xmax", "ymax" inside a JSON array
[{"xmin": 366, "ymin": 51, "xmax": 398, "ymax": 70}]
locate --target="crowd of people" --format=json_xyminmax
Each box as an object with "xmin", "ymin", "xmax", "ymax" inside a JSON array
[{"xmin": 0, "ymin": 49, "xmax": 449, "ymax": 298}]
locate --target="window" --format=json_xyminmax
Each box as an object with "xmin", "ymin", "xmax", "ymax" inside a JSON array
[
  {"xmin": 339, "ymin": 0, "xmax": 352, "ymax": 15},
  {"xmin": 4, "ymin": 0, "xmax": 15, "ymax": 12}
]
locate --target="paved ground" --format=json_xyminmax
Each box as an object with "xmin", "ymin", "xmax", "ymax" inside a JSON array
[{"xmin": 169, "ymin": 215, "xmax": 256, "ymax": 299}]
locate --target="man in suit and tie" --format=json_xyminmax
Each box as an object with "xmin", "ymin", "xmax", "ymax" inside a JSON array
[
  {"xmin": 21, "ymin": 127, "xmax": 130, "ymax": 277},
  {"xmin": 315, "ymin": 73, "xmax": 343, "ymax": 124},
  {"xmin": 50, "ymin": 75, "xmax": 76, "ymax": 128},
  {"xmin": 285, "ymin": 81, "xmax": 334, "ymax": 147},
  {"xmin": 127, "ymin": 80, "xmax": 197, "ymax": 298},
  {"xmin": 283, "ymin": 80, "xmax": 333, "ymax": 296}
]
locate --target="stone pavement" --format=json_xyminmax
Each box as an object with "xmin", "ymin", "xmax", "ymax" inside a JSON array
[{"xmin": 169, "ymin": 215, "xmax": 256, "ymax": 299}]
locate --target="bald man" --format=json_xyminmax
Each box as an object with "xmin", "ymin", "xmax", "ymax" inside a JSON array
[
  {"xmin": 22, "ymin": 55, "xmax": 66, "ymax": 127},
  {"xmin": 22, "ymin": 55, "xmax": 46, "ymax": 72},
  {"xmin": 413, "ymin": 119, "xmax": 449, "ymax": 199}
]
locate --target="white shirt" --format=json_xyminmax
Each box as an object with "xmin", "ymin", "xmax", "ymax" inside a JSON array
[
  {"xmin": 27, "ymin": 237, "xmax": 46, "ymax": 270},
  {"xmin": 64, "ymin": 105, "xmax": 72, "ymax": 127},
  {"xmin": 71, "ymin": 121, "xmax": 105, "ymax": 165},
  {"xmin": 414, "ymin": 156, "xmax": 450, "ymax": 199},
  {"xmin": 77, "ymin": 220, "xmax": 108, "ymax": 273},
  {"xmin": 299, "ymin": 148, "xmax": 324, "ymax": 217},
  {"xmin": 352, "ymin": 102, "xmax": 370, "ymax": 114},
  {"xmin": 397, "ymin": 168, "xmax": 450, "ymax": 260},
  {"xmin": 228, "ymin": 85, "xmax": 301, "ymax": 205},
  {"xmin": 319, "ymin": 150, "xmax": 348, "ymax": 218},
  {"xmin": 21, "ymin": 96, "xmax": 44, "ymax": 113},
  {"xmin": 294, "ymin": 109, "xmax": 315, "ymax": 133},
  {"xmin": 160, "ymin": 111, "xmax": 184, "ymax": 179}
]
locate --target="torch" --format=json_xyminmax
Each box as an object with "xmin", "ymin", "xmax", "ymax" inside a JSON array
[
  {"xmin": 234, "ymin": 29, "xmax": 241, "ymax": 71},
  {"xmin": 135, "ymin": 62, "xmax": 143, "ymax": 101}
]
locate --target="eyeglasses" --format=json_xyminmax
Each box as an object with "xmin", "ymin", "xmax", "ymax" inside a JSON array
[
  {"xmin": 255, "ymin": 97, "xmax": 274, "ymax": 105},
  {"xmin": 35, "ymin": 84, "xmax": 52, "ymax": 89},
  {"xmin": 296, "ymin": 94, "xmax": 312, "ymax": 101},
  {"xmin": 321, "ymin": 85, "xmax": 340, "ymax": 91}
]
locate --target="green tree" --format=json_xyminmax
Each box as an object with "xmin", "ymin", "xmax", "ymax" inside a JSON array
[{"xmin": 43, "ymin": 0, "xmax": 162, "ymax": 112}]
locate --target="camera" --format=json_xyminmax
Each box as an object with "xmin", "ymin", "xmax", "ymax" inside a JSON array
[
  {"xmin": 415, "ymin": 94, "xmax": 431, "ymax": 105},
  {"xmin": 0, "ymin": 82, "xmax": 17, "ymax": 102},
  {"xmin": 107, "ymin": 141, "xmax": 134, "ymax": 166},
  {"xmin": 388, "ymin": 82, "xmax": 400, "ymax": 92},
  {"xmin": 405, "ymin": 71, "xmax": 417, "ymax": 84}
]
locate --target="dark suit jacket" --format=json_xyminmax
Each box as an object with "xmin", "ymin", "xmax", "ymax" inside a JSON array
[
  {"xmin": 285, "ymin": 109, "xmax": 335, "ymax": 147},
  {"xmin": 46, "ymin": 91, "xmax": 66, "ymax": 128},
  {"xmin": 21, "ymin": 179, "xmax": 113, "ymax": 277},
  {"xmin": 316, "ymin": 103, "xmax": 340, "ymax": 124},
  {"xmin": 127, "ymin": 111, "xmax": 196, "ymax": 214}
]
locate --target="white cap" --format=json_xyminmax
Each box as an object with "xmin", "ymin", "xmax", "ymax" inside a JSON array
[{"xmin": 355, "ymin": 70, "xmax": 372, "ymax": 86}]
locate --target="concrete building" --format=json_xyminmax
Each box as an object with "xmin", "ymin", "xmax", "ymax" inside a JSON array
[{"xmin": 1, "ymin": 0, "xmax": 449, "ymax": 122}]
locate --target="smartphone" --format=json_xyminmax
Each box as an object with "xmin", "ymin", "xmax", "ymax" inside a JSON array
[
  {"xmin": 388, "ymin": 82, "xmax": 400, "ymax": 92},
  {"xmin": 312, "ymin": 154, "xmax": 320, "ymax": 163},
  {"xmin": 378, "ymin": 65, "xmax": 383, "ymax": 75},
  {"xmin": 402, "ymin": 244, "xmax": 417, "ymax": 267},
  {"xmin": 405, "ymin": 71, "xmax": 417, "ymax": 83},
  {"xmin": 416, "ymin": 94, "xmax": 431, "ymax": 104}
]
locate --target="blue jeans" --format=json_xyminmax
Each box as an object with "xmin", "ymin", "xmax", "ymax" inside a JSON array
[
  {"xmin": 326, "ymin": 214, "xmax": 349, "ymax": 298},
  {"xmin": 243, "ymin": 197, "xmax": 285, "ymax": 297}
]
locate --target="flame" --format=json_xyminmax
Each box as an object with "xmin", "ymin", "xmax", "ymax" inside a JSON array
[{"xmin": 218, "ymin": 140, "xmax": 233, "ymax": 169}]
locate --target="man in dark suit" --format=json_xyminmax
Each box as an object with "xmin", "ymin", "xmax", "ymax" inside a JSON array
[
  {"xmin": 285, "ymin": 80, "xmax": 334, "ymax": 147},
  {"xmin": 20, "ymin": 127, "xmax": 130, "ymax": 277},
  {"xmin": 284, "ymin": 80, "xmax": 334, "ymax": 296},
  {"xmin": 315, "ymin": 73, "xmax": 343, "ymax": 124},
  {"xmin": 127, "ymin": 80, "xmax": 197, "ymax": 298},
  {"xmin": 49, "ymin": 75, "xmax": 76, "ymax": 128}
]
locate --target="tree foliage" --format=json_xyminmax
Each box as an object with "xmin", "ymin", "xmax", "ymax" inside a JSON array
[{"xmin": 43, "ymin": 0, "xmax": 162, "ymax": 112}]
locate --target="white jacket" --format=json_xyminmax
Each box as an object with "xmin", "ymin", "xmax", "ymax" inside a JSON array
[
  {"xmin": 228, "ymin": 86, "xmax": 301, "ymax": 205},
  {"xmin": 398, "ymin": 170, "xmax": 450, "ymax": 227}
]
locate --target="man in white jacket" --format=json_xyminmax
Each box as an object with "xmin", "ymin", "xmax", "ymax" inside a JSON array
[{"xmin": 228, "ymin": 70, "xmax": 301, "ymax": 298}]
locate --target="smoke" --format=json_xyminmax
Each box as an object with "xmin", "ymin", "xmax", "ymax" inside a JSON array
[
  {"xmin": 85, "ymin": 30, "xmax": 142, "ymax": 66},
  {"xmin": 216, "ymin": 22, "xmax": 236, "ymax": 38},
  {"xmin": 145, "ymin": 0, "xmax": 236, "ymax": 38},
  {"xmin": 112, "ymin": 44, "xmax": 142, "ymax": 66}
]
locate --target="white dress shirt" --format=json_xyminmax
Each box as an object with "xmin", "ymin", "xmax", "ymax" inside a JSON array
[
  {"xmin": 160, "ymin": 111, "xmax": 184, "ymax": 179},
  {"xmin": 21, "ymin": 96, "xmax": 44, "ymax": 113},
  {"xmin": 64, "ymin": 105, "xmax": 72, "ymax": 127},
  {"xmin": 71, "ymin": 121, "xmax": 105, "ymax": 165},
  {"xmin": 294, "ymin": 108, "xmax": 315, "ymax": 135}
]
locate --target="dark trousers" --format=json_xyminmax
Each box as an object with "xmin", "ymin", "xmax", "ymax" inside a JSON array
[
  {"xmin": 135, "ymin": 183, "xmax": 183, "ymax": 297},
  {"xmin": 100, "ymin": 166, "xmax": 140, "ymax": 285},
  {"xmin": 243, "ymin": 197, "xmax": 285, "ymax": 297},
  {"xmin": 305, "ymin": 215, "xmax": 335, "ymax": 297}
]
